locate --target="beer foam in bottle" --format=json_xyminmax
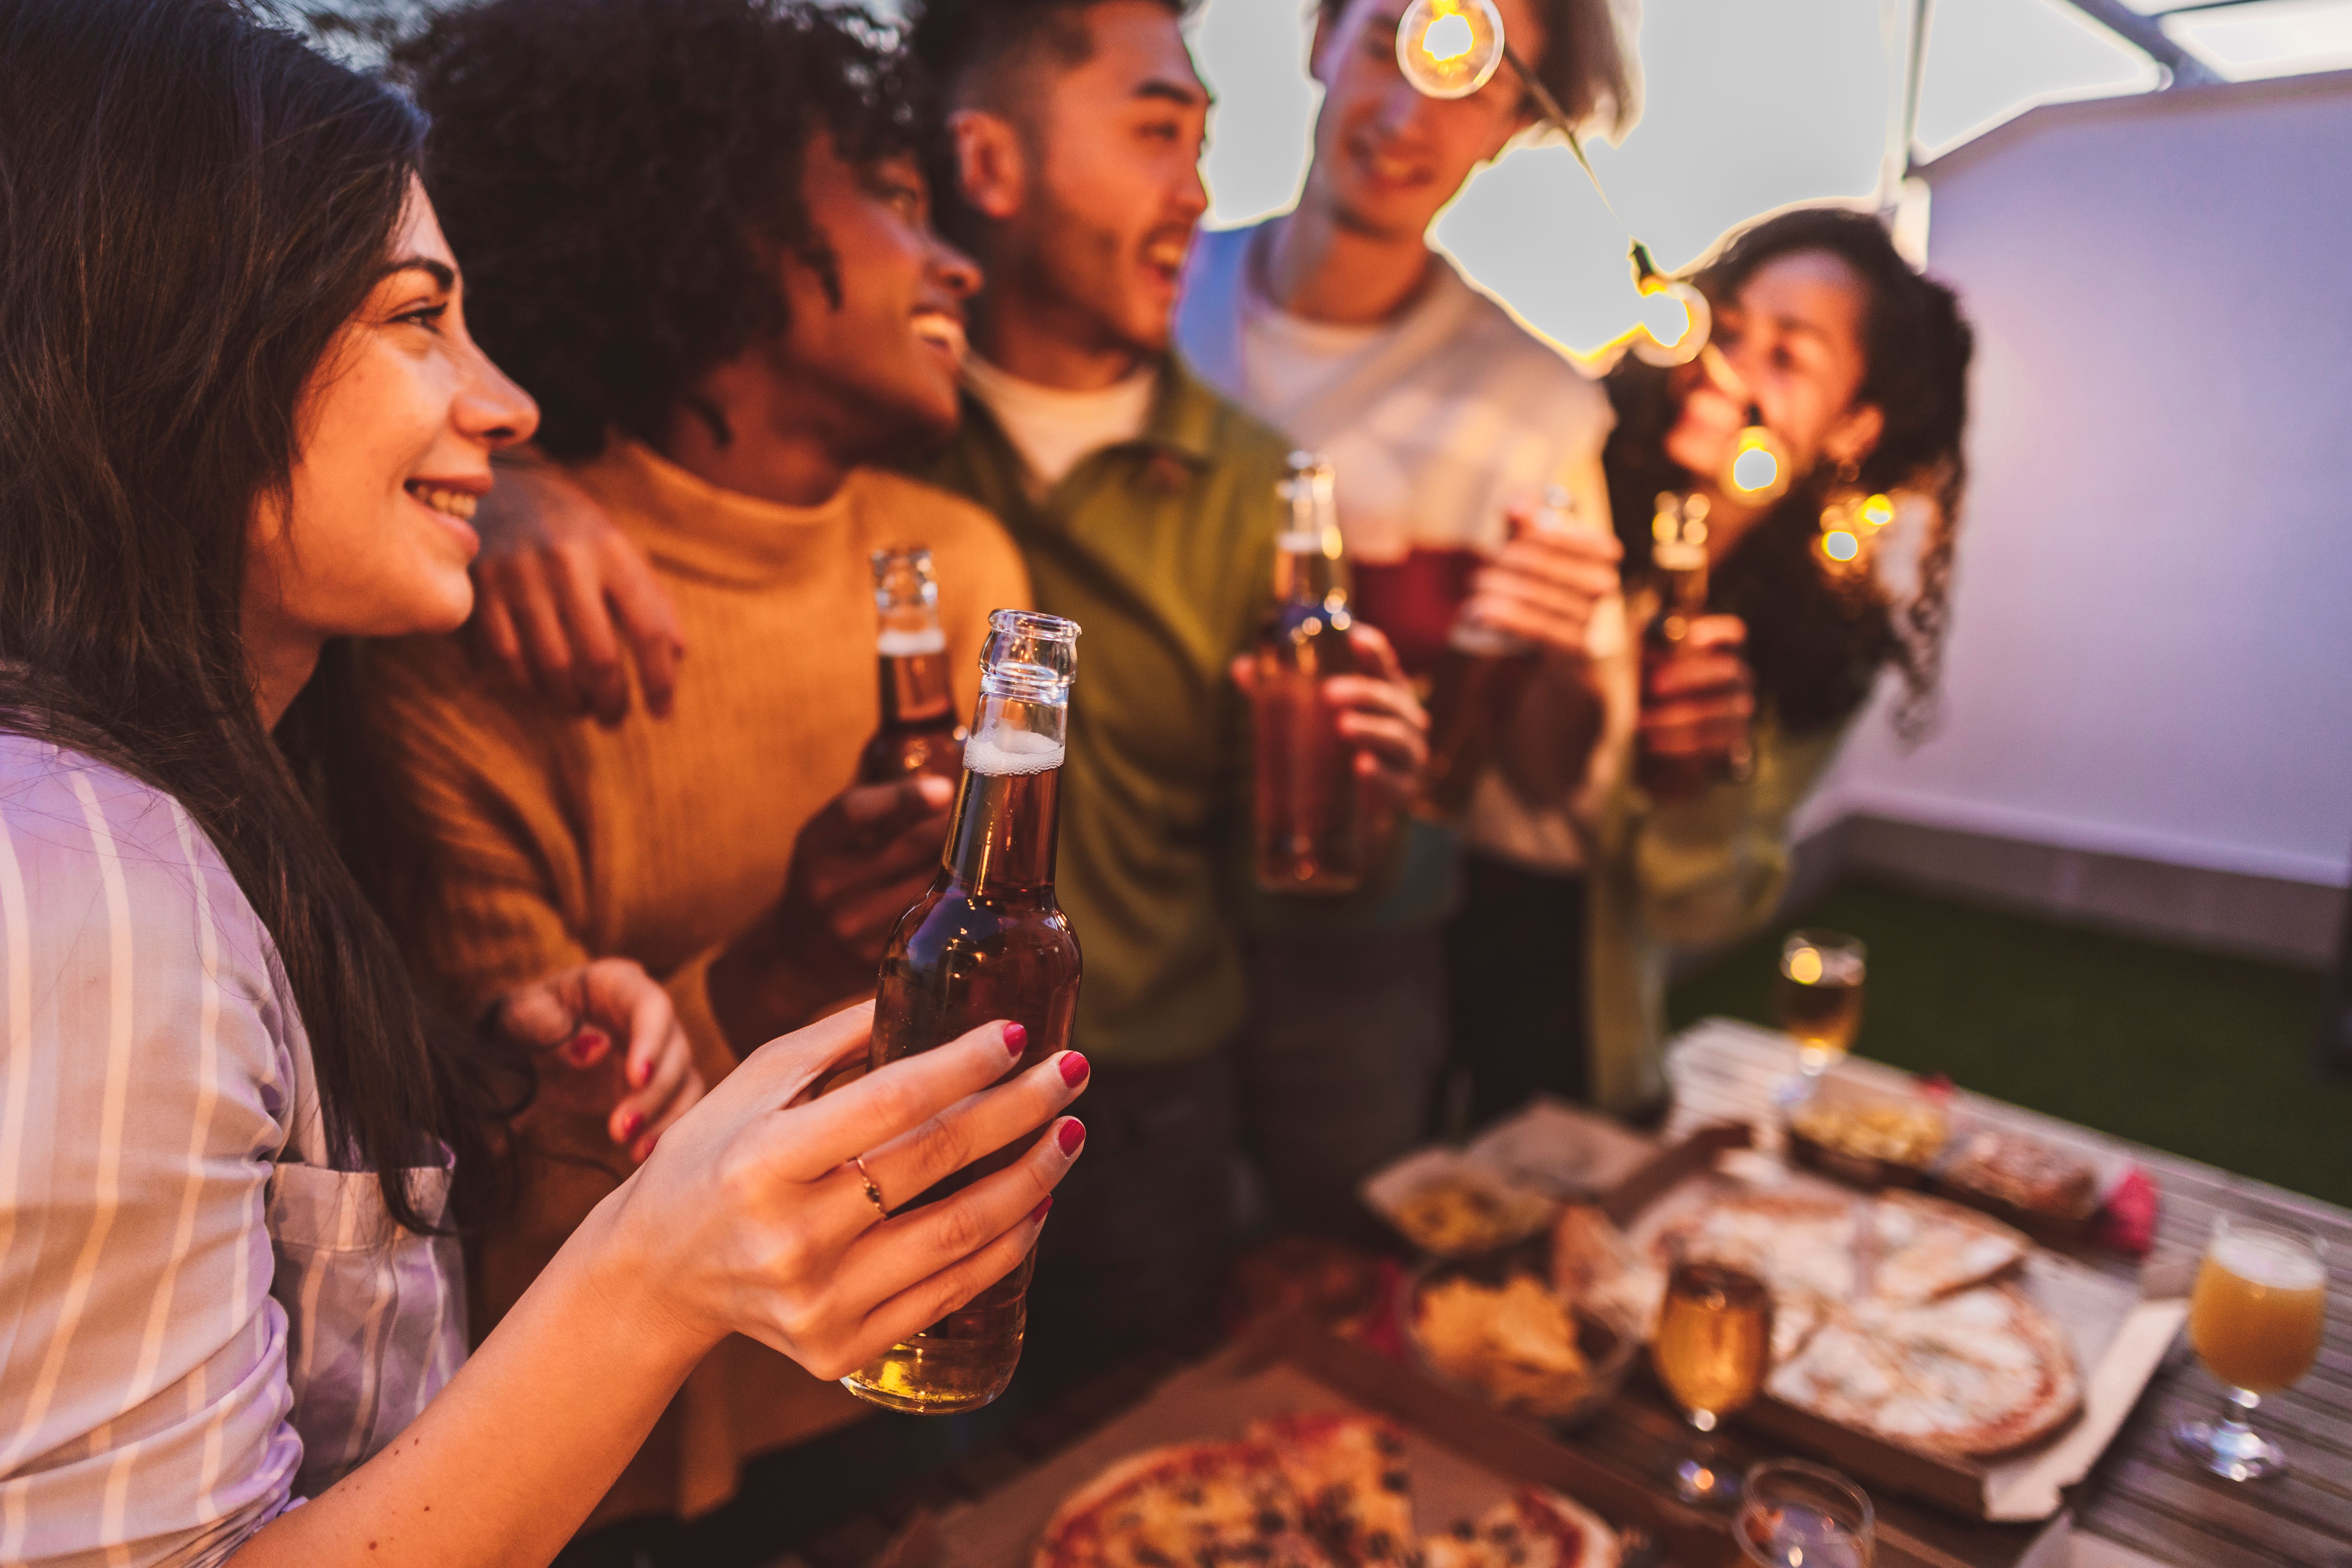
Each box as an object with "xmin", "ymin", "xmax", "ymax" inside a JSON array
[
  {"xmin": 963, "ymin": 724, "xmax": 1065, "ymax": 776},
  {"xmin": 877, "ymin": 627, "xmax": 947, "ymax": 657}
]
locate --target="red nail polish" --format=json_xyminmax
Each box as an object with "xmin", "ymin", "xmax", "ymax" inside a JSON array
[
  {"xmin": 1002, "ymin": 1021, "xmax": 1027, "ymax": 1056},
  {"xmin": 1030, "ymin": 1196, "xmax": 1053, "ymax": 1224},
  {"xmin": 1056, "ymin": 1118, "xmax": 1085, "ymax": 1155},
  {"xmin": 617, "ymin": 1110, "xmax": 644, "ymax": 1141},
  {"xmin": 1058, "ymin": 1051, "xmax": 1089, "ymax": 1087},
  {"xmin": 630, "ymin": 1058, "xmax": 650, "ymax": 1088}
]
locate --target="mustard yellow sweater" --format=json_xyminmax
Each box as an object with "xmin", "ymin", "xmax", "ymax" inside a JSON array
[{"xmin": 358, "ymin": 439, "xmax": 1031, "ymax": 1526}]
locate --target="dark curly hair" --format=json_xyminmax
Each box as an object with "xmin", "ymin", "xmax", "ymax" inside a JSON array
[
  {"xmin": 391, "ymin": 0, "xmax": 925, "ymax": 458},
  {"xmin": 1607, "ymin": 206, "xmax": 1973, "ymax": 741}
]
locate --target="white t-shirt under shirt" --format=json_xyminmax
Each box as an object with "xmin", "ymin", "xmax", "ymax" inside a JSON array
[
  {"xmin": 1175, "ymin": 220, "xmax": 1633, "ymax": 877},
  {"xmin": 961, "ymin": 353, "xmax": 1158, "ymax": 500}
]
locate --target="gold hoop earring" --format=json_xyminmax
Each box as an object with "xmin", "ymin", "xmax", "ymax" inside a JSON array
[{"xmin": 1816, "ymin": 464, "xmax": 1894, "ymax": 577}]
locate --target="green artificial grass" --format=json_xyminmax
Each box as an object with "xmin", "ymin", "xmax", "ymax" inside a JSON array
[{"xmin": 1666, "ymin": 877, "xmax": 2352, "ymax": 1208}]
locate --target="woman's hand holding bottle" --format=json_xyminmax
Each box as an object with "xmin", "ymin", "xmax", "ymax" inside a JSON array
[
  {"xmin": 589, "ymin": 1001, "xmax": 1086, "ymax": 1383},
  {"xmin": 1637, "ymin": 613, "xmax": 1756, "ymax": 801}
]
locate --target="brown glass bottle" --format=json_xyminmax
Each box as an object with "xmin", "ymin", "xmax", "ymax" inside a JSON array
[
  {"xmin": 842, "ymin": 610, "xmax": 1083, "ymax": 1415},
  {"xmin": 1416, "ymin": 486, "xmax": 1581, "ymax": 820},
  {"xmin": 1638, "ymin": 490, "xmax": 1745, "ymax": 795},
  {"xmin": 1253, "ymin": 452, "xmax": 1364, "ymax": 895},
  {"xmin": 858, "ymin": 547, "xmax": 967, "ymax": 785}
]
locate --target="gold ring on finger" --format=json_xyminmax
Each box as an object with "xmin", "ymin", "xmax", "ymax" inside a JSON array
[{"xmin": 851, "ymin": 1152, "xmax": 890, "ymax": 1219}]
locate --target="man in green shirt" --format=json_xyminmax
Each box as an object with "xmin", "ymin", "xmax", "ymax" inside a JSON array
[{"xmin": 903, "ymin": 0, "xmax": 1426, "ymax": 1390}]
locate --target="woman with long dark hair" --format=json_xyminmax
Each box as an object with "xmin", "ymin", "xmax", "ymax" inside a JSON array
[
  {"xmin": 1452, "ymin": 205, "xmax": 1973, "ymax": 1120},
  {"xmin": 0, "ymin": 3, "xmax": 1083, "ymax": 1562}
]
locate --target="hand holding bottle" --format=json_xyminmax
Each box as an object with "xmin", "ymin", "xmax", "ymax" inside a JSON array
[
  {"xmin": 1456, "ymin": 496, "xmax": 1623, "ymax": 661},
  {"xmin": 1637, "ymin": 613, "xmax": 1756, "ymax": 802},
  {"xmin": 707, "ymin": 775, "xmax": 956, "ymax": 1050},
  {"xmin": 592, "ymin": 1003, "xmax": 1085, "ymax": 1384}
]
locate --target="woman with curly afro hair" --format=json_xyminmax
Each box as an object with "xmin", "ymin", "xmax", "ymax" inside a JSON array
[
  {"xmin": 1449, "ymin": 205, "xmax": 1973, "ymax": 1125},
  {"xmin": 351, "ymin": 2, "xmax": 1036, "ymax": 1562}
]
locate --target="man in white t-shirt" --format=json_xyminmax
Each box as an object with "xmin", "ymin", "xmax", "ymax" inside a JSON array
[{"xmin": 1175, "ymin": 0, "xmax": 1640, "ymax": 1199}]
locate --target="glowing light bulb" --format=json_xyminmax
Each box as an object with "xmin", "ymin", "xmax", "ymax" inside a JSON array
[
  {"xmin": 1821, "ymin": 529, "xmax": 1859, "ymax": 562},
  {"xmin": 1723, "ymin": 412, "xmax": 1790, "ymax": 505},
  {"xmin": 1631, "ymin": 280, "xmax": 1711, "ymax": 367},
  {"xmin": 1859, "ymin": 493, "xmax": 1895, "ymax": 531},
  {"xmin": 1396, "ymin": 0, "xmax": 1504, "ymax": 99}
]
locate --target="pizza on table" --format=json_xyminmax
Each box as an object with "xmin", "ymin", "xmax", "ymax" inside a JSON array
[
  {"xmin": 1561, "ymin": 1185, "xmax": 2083, "ymax": 1458},
  {"xmin": 1032, "ymin": 1414, "xmax": 1619, "ymax": 1568}
]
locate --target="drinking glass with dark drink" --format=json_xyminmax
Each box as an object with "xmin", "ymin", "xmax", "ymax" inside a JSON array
[
  {"xmin": 1652, "ymin": 1256, "xmax": 1773, "ymax": 1504},
  {"xmin": 843, "ymin": 609, "xmax": 1084, "ymax": 1414},
  {"xmin": 1778, "ymin": 929, "xmax": 1866, "ymax": 1084},
  {"xmin": 1735, "ymin": 1460, "xmax": 1875, "ymax": 1568},
  {"xmin": 859, "ymin": 546, "xmax": 967, "ymax": 785},
  {"xmin": 1417, "ymin": 485, "xmax": 1583, "ymax": 820},
  {"xmin": 1253, "ymin": 452, "xmax": 1365, "ymax": 894}
]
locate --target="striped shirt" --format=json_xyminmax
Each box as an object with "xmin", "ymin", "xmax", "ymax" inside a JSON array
[{"xmin": 0, "ymin": 736, "xmax": 464, "ymax": 1566}]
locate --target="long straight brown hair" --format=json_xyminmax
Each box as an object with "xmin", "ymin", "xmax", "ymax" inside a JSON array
[{"xmin": 0, "ymin": 0, "xmax": 501, "ymax": 1229}]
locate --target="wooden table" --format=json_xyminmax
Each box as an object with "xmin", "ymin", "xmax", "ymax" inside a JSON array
[{"xmin": 1663, "ymin": 1018, "xmax": 2352, "ymax": 1568}]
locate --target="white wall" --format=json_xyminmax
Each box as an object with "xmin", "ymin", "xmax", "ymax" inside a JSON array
[{"xmin": 1799, "ymin": 73, "xmax": 2352, "ymax": 887}]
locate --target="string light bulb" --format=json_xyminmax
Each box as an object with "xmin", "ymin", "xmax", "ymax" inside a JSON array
[
  {"xmin": 1723, "ymin": 406, "xmax": 1791, "ymax": 505},
  {"xmin": 1815, "ymin": 488, "xmax": 1897, "ymax": 575},
  {"xmin": 1395, "ymin": 0, "xmax": 1506, "ymax": 99},
  {"xmin": 1629, "ymin": 243, "xmax": 1712, "ymax": 367}
]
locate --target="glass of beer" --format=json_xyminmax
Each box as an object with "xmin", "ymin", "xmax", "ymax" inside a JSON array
[
  {"xmin": 1778, "ymin": 929, "xmax": 1865, "ymax": 1083},
  {"xmin": 1652, "ymin": 1256, "xmax": 1773, "ymax": 1504},
  {"xmin": 2175, "ymin": 1213, "xmax": 2328, "ymax": 1480},
  {"xmin": 1735, "ymin": 1460, "xmax": 1874, "ymax": 1568}
]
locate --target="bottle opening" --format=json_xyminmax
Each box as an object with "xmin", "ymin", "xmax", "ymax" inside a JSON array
[{"xmin": 980, "ymin": 609, "xmax": 1080, "ymax": 700}]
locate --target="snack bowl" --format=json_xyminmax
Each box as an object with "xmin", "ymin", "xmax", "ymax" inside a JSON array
[
  {"xmin": 1400, "ymin": 1252, "xmax": 1636, "ymax": 1430},
  {"xmin": 1783, "ymin": 1079, "xmax": 1947, "ymax": 1192},
  {"xmin": 1361, "ymin": 1149, "xmax": 1560, "ymax": 1258}
]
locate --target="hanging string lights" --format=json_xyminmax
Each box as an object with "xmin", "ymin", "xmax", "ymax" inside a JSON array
[{"xmin": 1394, "ymin": 0, "xmax": 1709, "ymax": 367}]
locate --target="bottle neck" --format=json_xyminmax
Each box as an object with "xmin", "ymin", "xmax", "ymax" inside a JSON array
[
  {"xmin": 943, "ymin": 765, "xmax": 1062, "ymax": 897},
  {"xmin": 878, "ymin": 647, "xmax": 955, "ymax": 729},
  {"xmin": 1272, "ymin": 537, "xmax": 1347, "ymax": 612},
  {"xmin": 943, "ymin": 687, "xmax": 1067, "ymax": 897}
]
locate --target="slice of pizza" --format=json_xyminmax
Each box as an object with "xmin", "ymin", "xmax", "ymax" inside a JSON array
[
  {"xmin": 1033, "ymin": 1441, "xmax": 1335, "ymax": 1568},
  {"xmin": 1246, "ymin": 1413, "xmax": 1419, "ymax": 1567},
  {"xmin": 1868, "ymin": 1191, "xmax": 2030, "ymax": 1305},
  {"xmin": 1418, "ymin": 1487, "xmax": 1619, "ymax": 1568}
]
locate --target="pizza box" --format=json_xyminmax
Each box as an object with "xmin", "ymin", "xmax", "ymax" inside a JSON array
[
  {"xmin": 1597, "ymin": 1126, "xmax": 2187, "ymax": 1525},
  {"xmin": 919, "ymin": 1315, "xmax": 1743, "ymax": 1568}
]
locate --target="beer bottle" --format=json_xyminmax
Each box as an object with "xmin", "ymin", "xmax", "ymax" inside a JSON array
[
  {"xmin": 1416, "ymin": 486, "xmax": 1581, "ymax": 819},
  {"xmin": 842, "ymin": 609, "xmax": 1084, "ymax": 1414},
  {"xmin": 1638, "ymin": 491, "xmax": 1750, "ymax": 793},
  {"xmin": 1252, "ymin": 452, "xmax": 1364, "ymax": 895},
  {"xmin": 858, "ymin": 546, "xmax": 967, "ymax": 785}
]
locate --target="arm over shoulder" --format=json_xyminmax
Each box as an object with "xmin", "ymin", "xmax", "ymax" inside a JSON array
[{"xmin": 0, "ymin": 743, "xmax": 308, "ymax": 1566}]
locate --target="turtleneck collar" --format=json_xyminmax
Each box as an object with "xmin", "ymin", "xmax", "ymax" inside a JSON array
[{"xmin": 573, "ymin": 437, "xmax": 865, "ymax": 588}]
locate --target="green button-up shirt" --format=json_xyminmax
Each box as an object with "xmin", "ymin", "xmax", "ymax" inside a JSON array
[{"xmin": 916, "ymin": 358, "xmax": 1291, "ymax": 1066}]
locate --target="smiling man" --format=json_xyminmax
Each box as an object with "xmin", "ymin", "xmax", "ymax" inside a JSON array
[
  {"xmin": 904, "ymin": 0, "xmax": 1429, "ymax": 1393},
  {"xmin": 348, "ymin": 3, "xmax": 1029, "ymax": 1562},
  {"xmin": 1175, "ymin": 0, "xmax": 1642, "ymax": 1154}
]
